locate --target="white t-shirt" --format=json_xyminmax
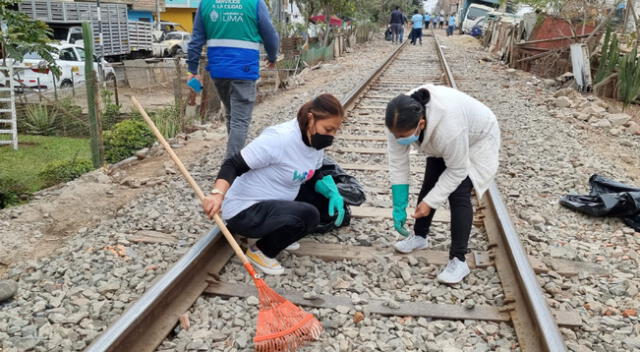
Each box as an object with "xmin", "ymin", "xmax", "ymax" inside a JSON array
[{"xmin": 221, "ymin": 118, "xmax": 324, "ymax": 220}]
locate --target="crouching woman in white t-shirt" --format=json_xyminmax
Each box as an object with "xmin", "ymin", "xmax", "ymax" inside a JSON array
[{"xmin": 202, "ymin": 94, "xmax": 346, "ymax": 275}]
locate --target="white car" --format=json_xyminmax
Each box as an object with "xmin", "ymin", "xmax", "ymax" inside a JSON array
[
  {"xmin": 154, "ymin": 31, "xmax": 191, "ymax": 57},
  {"xmin": 0, "ymin": 44, "xmax": 115, "ymax": 91}
]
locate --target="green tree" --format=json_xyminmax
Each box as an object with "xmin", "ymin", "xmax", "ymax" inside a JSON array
[{"xmin": 0, "ymin": 0, "xmax": 60, "ymax": 77}]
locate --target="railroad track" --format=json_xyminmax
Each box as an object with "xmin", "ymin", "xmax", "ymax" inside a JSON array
[{"xmin": 87, "ymin": 32, "xmax": 585, "ymax": 352}]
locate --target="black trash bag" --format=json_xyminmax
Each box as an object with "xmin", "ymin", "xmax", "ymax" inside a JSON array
[
  {"xmin": 385, "ymin": 27, "xmax": 393, "ymax": 41},
  {"xmin": 560, "ymin": 174, "xmax": 640, "ymax": 231},
  {"xmin": 307, "ymin": 157, "xmax": 366, "ymax": 234},
  {"xmin": 313, "ymin": 156, "xmax": 366, "ymax": 206}
]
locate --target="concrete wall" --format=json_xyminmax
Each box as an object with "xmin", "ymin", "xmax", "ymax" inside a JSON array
[{"xmin": 162, "ymin": 8, "xmax": 196, "ymax": 32}]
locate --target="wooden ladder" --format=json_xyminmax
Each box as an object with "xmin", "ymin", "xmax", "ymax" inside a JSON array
[{"xmin": 0, "ymin": 63, "xmax": 17, "ymax": 150}]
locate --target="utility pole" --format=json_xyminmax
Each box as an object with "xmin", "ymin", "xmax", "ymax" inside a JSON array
[
  {"xmin": 82, "ymin": 22, "xmax": 105, "ymax": 168},
  {"xmin": 156, "ymin": 0, "xmax": 162, "ymax": 32},
  {"xmin": 96, "ymin": 0, "xmax": 104, "ymax": 84}
]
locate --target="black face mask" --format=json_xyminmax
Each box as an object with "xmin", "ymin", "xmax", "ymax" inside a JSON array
[{"xmin": 310, "ymin": 133, "xmax": 334, "ymax": 149}]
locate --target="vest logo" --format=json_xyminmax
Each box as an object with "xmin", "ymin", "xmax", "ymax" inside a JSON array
[
  {"xmin": 293, "ymin": 170, "xmax": 315, "ymax": 182},
  {"xmin": 209, "ymin": 10, "xmax": 219, "ymax": 22},
  {"xmin": 223, "ymin": 14, "xmax": 245, "ymax": 22}
]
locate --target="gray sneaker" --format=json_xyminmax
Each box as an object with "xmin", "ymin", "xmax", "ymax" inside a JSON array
[{"xmin": 393, "ymin": 234, "xmax": 429, "ymax": 254}]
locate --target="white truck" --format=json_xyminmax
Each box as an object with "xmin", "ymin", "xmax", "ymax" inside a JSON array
[{"xmin": 19, "ymin": 0, "xmax": 154, "ymax": 60}]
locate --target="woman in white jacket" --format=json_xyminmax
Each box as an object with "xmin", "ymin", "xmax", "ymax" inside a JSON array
[{"xmin": 386, "ymin": 85, "xmax": 500, "ymax": 284}]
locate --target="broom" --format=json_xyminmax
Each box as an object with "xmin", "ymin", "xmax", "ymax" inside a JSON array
[{"xmin": 130, "ymin": 97, "xmax": 323, "ymax": 351}]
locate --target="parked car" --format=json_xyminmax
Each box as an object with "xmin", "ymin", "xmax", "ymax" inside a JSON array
[
  {"xmin": 153, "ymin": 31, "xmax": 191, "ymax": 57},
  {"xmin": 0, "ymin": 44, "xmax": 115, "ymax": 91}
]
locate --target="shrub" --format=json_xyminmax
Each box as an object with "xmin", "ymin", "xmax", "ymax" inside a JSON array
[
  {"xmin": 38, "ymin": 158, "xmax": 94, "ymax": 188},
  {"xmin": 153, "ymin": 104, "xmax": 182, "ymax": 139},
  {"xmin": 0, "ymin": 176, "xmax": 31, "ymax": 208},
  {"xmin": 23, "ymin": 104, "xmax": 58, "ymax": 135},
  {"xmin": 103, "ymin": 119, "xmax": 154, "ymax": 163},
  {"xmin": 101, "ymin": 89, "xmax": 122, "ymax": 131},
  {"xmin": 55, "ymin": 97, "xmax": 88, "ymax": 137}
]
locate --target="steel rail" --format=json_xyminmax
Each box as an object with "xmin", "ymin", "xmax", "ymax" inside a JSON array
[
  {"xmin": 84, "ymin": 39, "xmax": 409, "ymax": 352},
  {"xmin": 87, "ymin": 31, "xmax": 566, "ymax": 352},
  {"xmin": 85, "ymin": 227, "xmax": 233, "ymax": 352},
  {"xmin": 432, "ymin": 30, "xmax": 567, "ymax": 352},
  {"xmin": 341, "ymin": 40, "xmax": 408, "ymax": 110}
]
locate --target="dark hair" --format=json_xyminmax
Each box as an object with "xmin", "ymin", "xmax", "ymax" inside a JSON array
[
  {"xmin": 385, "ymin": 88, "xmax": 430, "ymax": 132},
  {"xmin": 297, "ymin": 93, "xmax": 345, "ymax": 132},
  {"xmin": 395, "ymin": 6, "xmax": 400, "ymax": 10},
  {"xmin": 414, "ymin": 9, "xmax": 419, "ymax": 14}
]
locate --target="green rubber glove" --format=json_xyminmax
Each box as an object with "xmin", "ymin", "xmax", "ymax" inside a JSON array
[
  {"xmin": 391, "ymin": 184, "xmax": 410, "ymax": 237},
  {"xmin": 314, "ymin": 175, "xmax": 345, "ymax": 226}
]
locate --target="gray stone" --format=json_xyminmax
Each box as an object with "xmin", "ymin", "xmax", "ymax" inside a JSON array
[
  {"xmin": 135, "ymin": 148, "xmax": 149, "ymax": 159},
  {"xmin": 591, "ymin": 119, "xmax": 611, "ymax": 128},
  {"xmin": 14, "ymin": 337, "xmax": 40, "ymax": 350},
  {"xmin": 383, "ymin": 300, "xmax": 400, "ymax": 309},
  {"xmin": 98, "ymin": 280, "xmax": 121, "ymax": 294},
  {"xmin": 335, "ymin": 305, "xmax": 350, "ymax": 314},
  {"xmin": 0, "ymin": 280, "xmax": 18, "ymax": 302},
  {"xmin": 549, "ymin": 246, "xmax": 577, "ymax": 260},
  {"xmin": 484, "ymin": 324, "xmax": 499, "ymax": 335},
  {"xmin": 464, "ymin": 299, "xmax": 476, "ymax": 310},
  {"xmin": 554, "ymin": 96, "xmax": 572, "ymax": 108},
  {"xmin": 607, "ymin": 113, "xmax": 631, "ymax": 127},
  {"xmin": 246, "ymin": 295, "xmax": 259, "ymax": 306},
  {"xmin": 211, "ymin": 331, "xmax": 227, "ymax": 342}
]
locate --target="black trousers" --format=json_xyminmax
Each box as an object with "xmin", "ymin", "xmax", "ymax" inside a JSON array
[
  {"xmin": 414, "ymin": 157, "xmax": 473, "ymax": 261},
  {"xmin": 226, "ymin": 182, "xmax": 334, "ymax": 258}
]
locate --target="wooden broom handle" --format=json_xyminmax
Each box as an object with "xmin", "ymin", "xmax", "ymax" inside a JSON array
[{"xmin": 130, "ymin": 96, "xmax": 249, "ymax": 265}]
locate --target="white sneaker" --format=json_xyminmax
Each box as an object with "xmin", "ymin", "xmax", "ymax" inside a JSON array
[
  {"xmin": 393, "ymin": 234, "xmax": 429, "ymax": 254},
  {"xmin": 285, "ymin": 241, "xmax": 300, "ymax": 251},
  {"xmin": 437, "ymin": 258, "xmax": 470, "ymax": 284},
  {"xmin": 246, "ymin": 246, "xmax": 285, "ymax": 275}
]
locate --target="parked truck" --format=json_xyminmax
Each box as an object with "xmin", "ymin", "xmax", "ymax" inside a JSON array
[
  {"xmin": 457, "ymin": 0, "xmax": 500, "ymax": 33},
  {"xmin": 19, "ymin": 0, "xmax": 154, "ymax": 61}
]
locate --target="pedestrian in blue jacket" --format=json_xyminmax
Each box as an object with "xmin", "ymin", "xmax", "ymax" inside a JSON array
[{"xmin": 188, "ymin": 0, "xmax": 280, "ymax": 160}]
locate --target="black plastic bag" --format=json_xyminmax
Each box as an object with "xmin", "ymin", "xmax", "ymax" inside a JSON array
[
  {"xmin": 385, "ymin": 27, "xmax": 393, "ymax": 41},
  {"xmin": 560, "ymin": 174, "xmax": 640, "ymax": 231},
  {"xmin": 313, "ymin": 156, "xmax": 366, "ymax": 206},
  {"xmin": 306, "ymin": 157, "xmax": 366, "ymax": 234}
]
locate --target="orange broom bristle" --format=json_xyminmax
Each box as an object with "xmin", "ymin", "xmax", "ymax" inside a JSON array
[{"xmin": 243, "ymin": 263, "xmax": 323, "ymax": 352}]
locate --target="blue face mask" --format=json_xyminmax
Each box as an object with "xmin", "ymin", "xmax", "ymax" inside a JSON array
[{"xmin": 396, "ymin": 123, "xmax": 421, "ymax": 145}]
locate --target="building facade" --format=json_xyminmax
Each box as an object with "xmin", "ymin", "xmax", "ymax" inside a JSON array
[{"xmin": 162, "ymin": 0, "xmax": 200, "ymax": 32}]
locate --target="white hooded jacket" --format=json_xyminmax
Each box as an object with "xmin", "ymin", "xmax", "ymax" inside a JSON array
[{"xmin": 387, "ymin": 84, "xmax": 501, "ymax": 209}]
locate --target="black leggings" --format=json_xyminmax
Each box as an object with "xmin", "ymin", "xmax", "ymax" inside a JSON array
[
  {"xmin": 225, "ymin": 182, "xmax": 334, "ymax": 258},
  {"xmin": 414, "ymin": 157, "xmax": 473, "ymax": 262}
]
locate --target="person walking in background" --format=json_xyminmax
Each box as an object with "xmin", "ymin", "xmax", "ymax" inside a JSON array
[
  {"xmin": 424, "ymin": 13, "xmax": 431, "ymax": 29},
  {"xmin": 389, "ymin": 6, "xmax": 404, "ymax": 44},
  {"xmin": 439, "ymin": 15, "xmax": 445, "ymax": 29},
  {"xmin": 188, "ymin": 0, "xmax": 279, "ymax": 161},
  {"xmin": 410, "ymin": 9, "xmax": 424, "ymax": 45},
  {"xmin": 447, "ymin": 14, "xmax": 456, "ymax": 36}
]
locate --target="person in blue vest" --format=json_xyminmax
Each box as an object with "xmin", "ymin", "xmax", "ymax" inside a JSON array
[
  {"xmin": 187, "ymin": 0, "xmax": 279, "ymax": 161},
  {"xmin": 410, "ymin": 9, "xmax": 424, "ymax": 45},
  {"xmin": 447, "ymin": 14, "xmax": 456, "ymax": 36},
  {"xmin": 424, "ymin": 13, "xmax": 431, "ymax": 29}
]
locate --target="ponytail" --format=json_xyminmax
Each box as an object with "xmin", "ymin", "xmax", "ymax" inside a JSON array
[{"xmin": 385, "ymin": 88, "xmax": 430, "ymax": 132}]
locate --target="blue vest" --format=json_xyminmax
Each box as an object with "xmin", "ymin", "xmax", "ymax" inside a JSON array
[{"xmin": 200, "ymin": 0, "xmax": 262, "ymax": 80}]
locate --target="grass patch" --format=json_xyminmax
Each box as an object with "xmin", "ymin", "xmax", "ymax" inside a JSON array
[{"xmin": 0, "ymin": 134, "xmax": 91, "ymax": 194}]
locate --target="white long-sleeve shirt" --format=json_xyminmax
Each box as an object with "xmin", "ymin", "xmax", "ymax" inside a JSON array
[{"xmin": 387, "ymin": 84, "xmax": 501, "ymax": 209}]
